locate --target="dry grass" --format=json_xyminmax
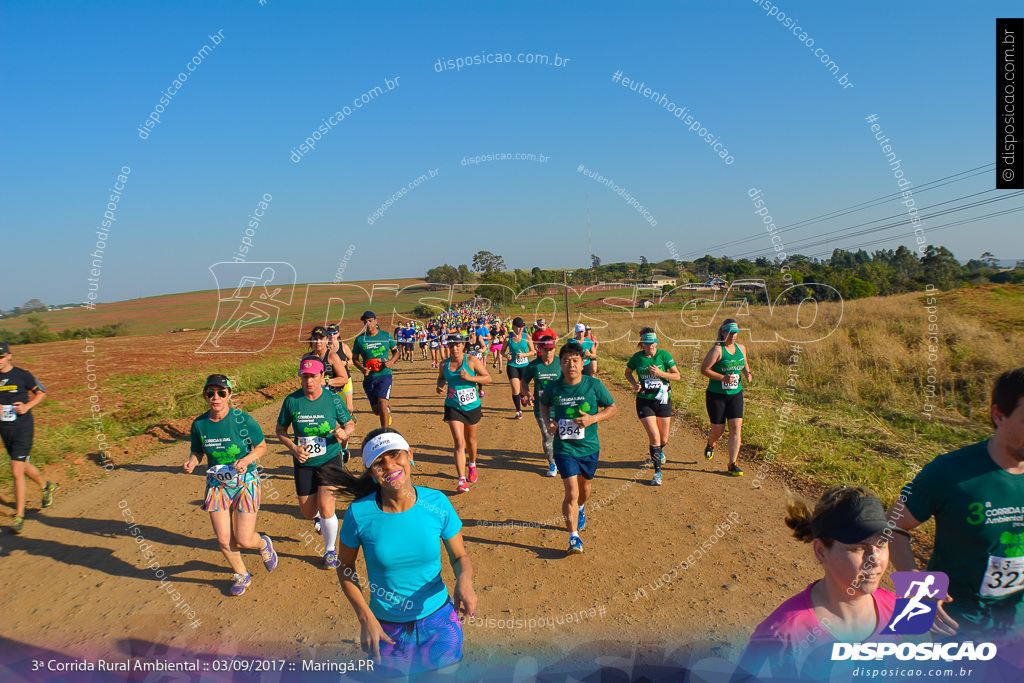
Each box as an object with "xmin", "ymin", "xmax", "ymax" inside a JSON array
[{"xmin": 590, "ymin": 287, "xmax": 1023, "ymax": 503}]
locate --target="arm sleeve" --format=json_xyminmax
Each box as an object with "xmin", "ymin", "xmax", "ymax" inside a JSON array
[
  {"xmin": 276, "ymin": 397, "xmax": 292, "ymax": 429},
  {"xmin": 190, "ymin": 421, "xmax": 205, "ymax": 462},
  {"xmin": 26, "ymin": 371, "xmax": 43, "ymax": 392},
  {"xmin": 339, "ymin": 504, "xmax": 361, "ymax": 549},
  {"xmin": 902, "ymin": 458, "xmax": 945, "ymax": 524},
  {"xmin": 242, "ymin": 413, "xmax": 265, "ymax": 447},
  {"xmin": 439, "ymin": 494, "xmax": 463, "ymax": 540}
]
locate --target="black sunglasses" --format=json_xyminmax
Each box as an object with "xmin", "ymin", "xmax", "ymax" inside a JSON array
[{"xmin": 204, "ymin": 388, "xmax": 229, "ymax": 399}]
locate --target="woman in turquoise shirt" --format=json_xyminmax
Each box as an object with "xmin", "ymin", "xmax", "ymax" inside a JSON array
[
  {"xmin": 323, "ymin": 428, "xmax": 477, "ymax": 675},
  {"xmin": 436, "ymin": 333, "xmax": 492, "ymax": 493}
]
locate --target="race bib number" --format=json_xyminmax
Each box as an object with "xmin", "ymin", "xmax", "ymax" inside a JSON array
[
  {"xmin": 722, "ymin": 373, "xmax": 740, "ymax": 391},
  {"xmin": 207, "ymin": 464, "xmax": 240, "ymax": 487},
  {"xmin": 980, "ymin": 555, "xmax": 1024, "ymax": 598},
  {"xmin": 456, "ymin": 387, "xmax": 477, "ymax": 406},
  {"xmin": 0, "ymin": 405, "xmax": 15, "ymax": 422},
  {"xmin": 513, "ymin": 354, "xmax": 528, "ymax": 366},
  {"xmin": 298, "ymin": 436, "xmax": 327, "ymax": 456},
  {"xmin": 557, "ymin": 419, "xmax": 584, "ymax": 440},
  {"xmin": 643, "ymin": 377, "xmax": 662, "ymax": 392}
]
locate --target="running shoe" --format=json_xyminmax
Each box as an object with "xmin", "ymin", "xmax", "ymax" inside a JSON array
[
  {"xmin": 651, "ymin": 472, "xmax": 663, "ymax": 486},
  {"xmin": 577, "ymin": 506, "xmax": 586, "ymax": 531},
  {"xmin": 42, "ymin": 482, "xmax": 58, "ymax": 508},
  {"xmin": 467, "ymin": 463, "xmax": 478, "ymax": 483},
  {"xmin": 259, "ymin": 534, "xmax": 278, "ymax": 571},
  {"xmin": 341, "ymin": 448, "xmax": 351, "ymax": 465},
  {"xmin": 352, "ymin": 413, "xmax": 358, "ymax": 424},
  {"xmin": 11, "ymin": 515, "xmax": 24, "ymax": 535},
  {"xmin": 230, "ymin": 572, "xmax": 252, "ymax": 596},
  {"xmin": 323, "ymin": 550, "xmax": 340, "ymax": 569},
  {"xmin": 456, "ymin": 478, "xmax": 470, "ymax": 493},
  {"xmin": 727, "ymin": 463, "xmax": 744, "ymax": 477},
  {"xmin": 567, "ymin": 536, "xmax": 583, "ymax": 555},
  {"xmin": 479, "ymin": 390, "xmax": 485, "ymax": 399},
  {"xmin": 704, "ymin": 443, "xmax": 714, "ymax": 460},
  {"xmin": 515, "ymin": 411, "xmax": 523, "ymax": 420},
  {"xmin": 545, "ymin": 463, "xmax": 558, "ymax": 477}
]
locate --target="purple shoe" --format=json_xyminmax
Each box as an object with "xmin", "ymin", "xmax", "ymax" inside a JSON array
[
  {"xmin": 230, "ymin": 572, "xmax": 252, "ymax": 596},
  {"xmin": 260, "ymin": 534, "xmax": 278, "ymax": 571},
  {"xmin": 323, "ymin": 550, "xmax": 340, "ymax": 569}
]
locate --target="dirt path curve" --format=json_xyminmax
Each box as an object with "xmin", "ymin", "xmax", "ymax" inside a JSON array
[{"xmin": 0, "ymin": 358, "xmax": 823, "ymax": 678}]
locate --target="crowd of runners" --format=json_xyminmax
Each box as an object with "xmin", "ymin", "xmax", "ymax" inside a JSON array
[{"xmin": 3, "ymin": 303, "xmax": 1021, "ymax": 678}]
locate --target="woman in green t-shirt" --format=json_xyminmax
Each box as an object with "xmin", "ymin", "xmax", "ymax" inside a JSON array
[
  {"xmin": 700, "ymin": 319, "xmax": 753, "ymax": 477},
  {"xmin": 624, "ymin": 328, "xmax": 681, "ymax": 486},
  {"xmin": 183, "ymin": 374, "xmax": 277, "ymax": 596}
]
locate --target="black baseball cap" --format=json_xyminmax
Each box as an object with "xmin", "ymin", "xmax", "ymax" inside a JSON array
[
  {"xmin": 204, "ymin": 374, "xmax": 232, "ymax": 389},
  {"xmin": 310, "ymin": 326, "xmax": 328, "ymax": 338},
  {"xmin": 326, "ymin": 324, "xmax": 340, "ymax": 334},
  {"xmin": 512, "ymin": 317, "xmax": 525, "ymax": 327},
  {"xmin": 812, "ymin": 494, "xmax": 889, "ymax": 544},
  {"xmin": 0, "ymin": 342, "xmax": 9, "ymax": 355},
  {"xmin": 446, "ymin": 333, "xmax": 467, "ymax": 344},
  {"xmin": 360, "ymin": 311, "xmax": 376, "ymax": 320}
]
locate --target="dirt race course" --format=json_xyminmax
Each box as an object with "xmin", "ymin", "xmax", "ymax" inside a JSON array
[{"xmin": 1, "ymin": 358, "xmax": 853, "ymax": 681}]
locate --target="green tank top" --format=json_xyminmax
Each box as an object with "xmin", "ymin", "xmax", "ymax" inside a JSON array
[
  {"xmin": 443, "ymin": 355, "xmax": 481, "ymax": 410},
  {"xmin": 708, "ymin": 343, "xmax": 745, "ymax": 395},
  {"xmin": 508, "ymin": 334, "xmax": 531, "ymax": 367}
]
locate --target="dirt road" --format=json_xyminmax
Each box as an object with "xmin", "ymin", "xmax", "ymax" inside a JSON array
[{"xmin": 1, "ymin": 359, "xmax": 826, "ymax": 679}]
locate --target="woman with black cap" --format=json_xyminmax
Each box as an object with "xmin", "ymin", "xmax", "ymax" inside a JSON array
[
  {"xmin": 503, "ymin": 317, "xmax": 535, "ymax": 419},
  {"xmin": 307, "ymin": 325, "xmax": 350, "ymax": 400},
  {"xmin": 321, "ymin": 427, "xmax": 476, "ymax": 675},
  {"xmin": 325, "ymin": 323, "xmax": 356, "ymax": 419},
  {"xmin": 184, "ymin": 374, "xmax": 277, "ymax": 596},
  {"xmin": 701, "ymin": 318, "xmax": 753, "ymax": 476},
  {"xmin": 736, "ymin": 486, "xmax": 898, "ymax": 678},
  {"xmin": 436, "ymin": 333, "xmax": 492, "ymax": 493}
]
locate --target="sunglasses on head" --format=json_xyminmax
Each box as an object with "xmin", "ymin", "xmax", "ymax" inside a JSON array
[{"xmin": 204, "ymin": 388, "xmax": 229, "ymax": 399}]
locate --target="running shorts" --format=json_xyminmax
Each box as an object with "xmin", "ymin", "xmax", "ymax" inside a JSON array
[
  {"xmin": 1, "ymin": 426, "xmax": 33, "ymax": 462},
  {"xmin": 377, "ymin": 599, "xmax": 463, "ymax": 676},
  {"xmin": 706, "ymin": 389, "xmax": 743, "ymax": 424},
  {"xmin": 489, "ymin": 344, "xmax": 502, "ymax": 353},
  {"xmin": 443, "ymin": 405, "xmax": 482, "ymax": 426},
  {"xmin": 419, "ymin": 341, "xmax": 427, "ymax": 348},
  {"xmin": 363, "ymin": 375, "xmax": 393, "ymax": 407},
  {"xmin": 581, "ymin": 364, "xmax": 594, "ymax": 377},
  {"xmin": 203, "ymin": 468, "xmax": 260, "ymax": 512},
  {"xmin": 293, "ymin": 453, "xmax": 343, "ymax": 497},
  {"xmin": 506, "ymin": 365, "xmax": 527, "ymax": 380},
  {"xmin": 553, "ymin": 450, "xmax": 599, "ymax": 480},
  {"xmin": 636, "ymin": 396, "xmax": 673, "ymax": 419}
]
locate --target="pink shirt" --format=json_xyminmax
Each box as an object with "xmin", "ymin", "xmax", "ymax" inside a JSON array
[{"xmin": 738, "ymin": 581, "xmax": 897, "ymax": 676}]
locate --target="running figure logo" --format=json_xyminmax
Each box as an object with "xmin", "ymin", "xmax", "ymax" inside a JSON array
[
  {"xmin": 197, "ymin": 262, "xmax": 296, "ymax": 354},
  {"xmin": 882, "ymin": 571, "xmax": 950, "ymax": 635}
]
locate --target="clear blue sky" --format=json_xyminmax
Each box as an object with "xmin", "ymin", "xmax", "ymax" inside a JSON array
[{"xmin": 1, "ymin": 0, "xmax": 1020, "ymax": 309}]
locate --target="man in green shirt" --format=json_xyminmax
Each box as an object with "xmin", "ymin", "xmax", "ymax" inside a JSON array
[
  {"xmin": 886, "ymin": 367, "xmax": 1024, "ymax": 639},
  {"xmin": 276, "ymin": 356, "xmax": 356, "ymax": 570},
  {"xmin": 539, "ymin": 344, "xmax": 617, "ymax": 555},
  {"xmin": 520, "ymin": 334, "xmax": 562, "ymax": 477},
  {"xmin": 351, "ymin": 311, "xmax": 400, "ymax": 429}
]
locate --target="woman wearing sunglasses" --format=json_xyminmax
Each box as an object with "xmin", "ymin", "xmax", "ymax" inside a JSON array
[
  {"xmin": 183, "ymin": 374, "xmax": 277, "ymax": 596},
  {"xmin": 436, "ymin": 333, "xmax": 492, "ymax": 493}
]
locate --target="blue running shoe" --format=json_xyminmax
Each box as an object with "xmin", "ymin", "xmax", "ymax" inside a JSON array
[
  {"xmin": 577, "ymin": 506, "xmax": 586, "ymax": 531},
  {"xmin": 545, "ymin": 462, "xmax": 558, "ymax": 477},
  {"xmin": 651, "ymin": 472, "xmax": 663, "ymax": 486},
  {"xmin": 567, "ymin": 536, "xmax": 583, "ymax": 555}
]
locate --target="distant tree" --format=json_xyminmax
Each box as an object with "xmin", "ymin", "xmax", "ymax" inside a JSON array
[
  {"xmin": 920, "ymin": 246, "xmax": 961, "ymax": 289},
  {"xmin": 980, "ymin": 252, "xmax": 999, "ymax": 268},
  {"xmin": 457, "ymin": 264, "xmax": 474, "ymax": 284},
  {"xmin": 471, "ymin": 251, "xmax": 505, "ymax": 274},
  {"xmin": 23, "ymin": 299, "xmax": 46, "ymax": 312},
  {"xmin": 891, "ymin": 246, "xmax": 920, "ymax": 280},
  {"xmin": 24, "ymin": 316, "xmax": 54, "ymax": 344},
  {"xmin": 426, "ymin": 264, "xmax": 459, "ymax": 287},
  {"xmin": 591, "ymin": 254, "xmax": 601, "ymax": 269}
]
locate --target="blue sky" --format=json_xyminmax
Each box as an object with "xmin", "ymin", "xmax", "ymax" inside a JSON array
[{"xmin": 1, "ymin": 0, "xmax": 1021, "ymax": 309}]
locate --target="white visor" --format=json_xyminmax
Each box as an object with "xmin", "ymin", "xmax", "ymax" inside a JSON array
[{"xmin": 362, "ymin": 432, "xmax": 411, "ymax": 469}]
